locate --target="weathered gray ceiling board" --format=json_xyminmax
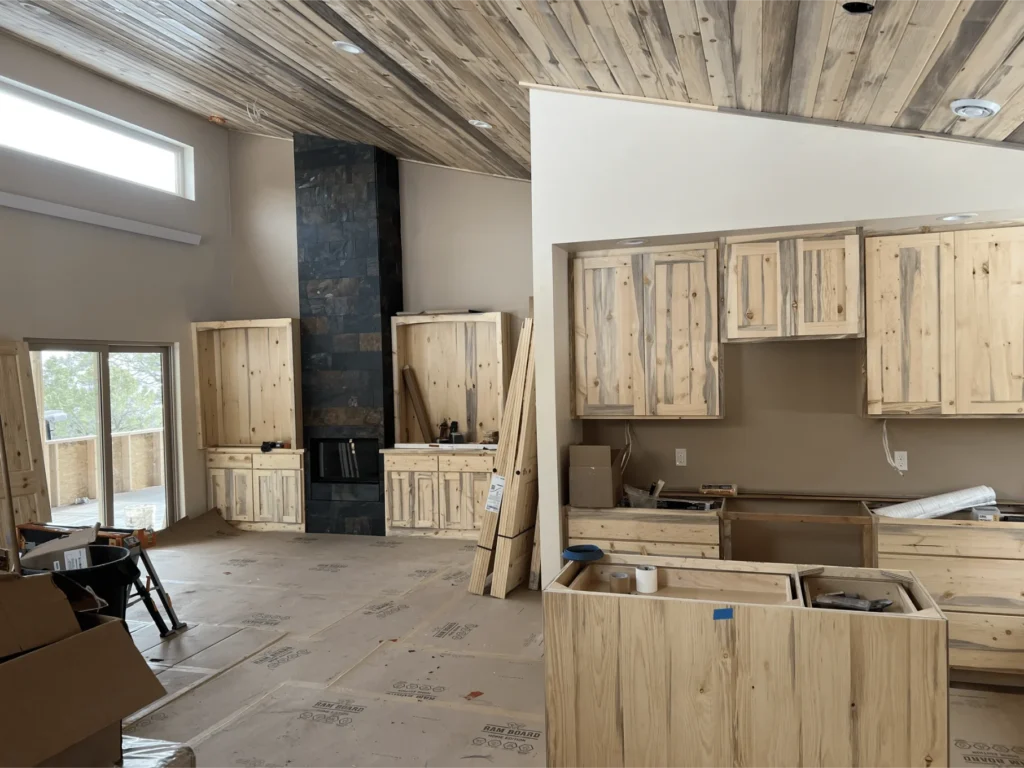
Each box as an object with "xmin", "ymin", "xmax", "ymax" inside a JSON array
[{"xmin": 2, "ymin": 0, "xmax": 1024, "ymax": 179}]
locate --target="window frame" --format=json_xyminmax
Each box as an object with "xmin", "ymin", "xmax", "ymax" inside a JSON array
[{"xmin": 0, "ymin": 75, "xmax": 194, "ymax": 199}]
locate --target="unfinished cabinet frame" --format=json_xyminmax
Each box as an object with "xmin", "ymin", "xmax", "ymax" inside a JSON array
[
  {"xmin": 191, "ymin": 319, "xmax": 301, "ymax": 449},
  {"xmin": 206, "ymin": 447, "xmax": 304, "ymax": 527},
  {"xmin": 391, "ymin": 313, "xmax": 511, "ymax": 443},
  {"xmin": 571, "ymin": 244, "xmax": 721, "ymax": 419},
  {"xmin": 724, "ymin": 232, "xmax": 863, "ymax": 341},
  {"xmin": 546, "ymin": 554, "xmax": 947, "ymax": 768}
]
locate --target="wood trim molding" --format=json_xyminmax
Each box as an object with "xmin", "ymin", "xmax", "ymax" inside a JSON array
[{"xmin": 0, "ymin": 190, "xmax": 202, "ymax": 245}]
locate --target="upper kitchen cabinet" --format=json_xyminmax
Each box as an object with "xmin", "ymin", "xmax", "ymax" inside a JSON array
[
  {"xmin": 954, "ymin": 228, "xmax": 1024, "ymax": 415},
  {"xmin": 572, "ymin": 245, "xmax": 721, "ymax": 419},
  {"xmin": 865, "ymin": 233, "xmax": 955, "ymax": 416},
  {"xmin": 724, "ymin": 234, "xmax": 863, "ymax": 341}
]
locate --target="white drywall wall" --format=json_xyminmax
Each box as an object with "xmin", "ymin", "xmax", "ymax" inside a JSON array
[{"xmin": 530, "ymin": 87, "xmax": 1024, "ymax": 584}]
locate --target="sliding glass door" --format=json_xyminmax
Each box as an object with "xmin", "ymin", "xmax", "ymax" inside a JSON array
[{"xmin": 30, "ymin": 342, "xmax": 176, "ymax": 530}]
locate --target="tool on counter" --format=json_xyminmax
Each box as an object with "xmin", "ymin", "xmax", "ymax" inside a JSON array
[
  {"xmin": 972, "ymin": 505, "xmax": 1002, "ymax": 521},
  {"xmin": 609, "ymin": 572, "xmax": 631, "ymax": 594},
  {"xmin": 812, "ymin": 591, "xmax": 892, "ymax": 612},
  {"xmin": 260, "ymin": 441, "xmax": 285, "ymax": 452},
  {"xmin": 700, "ymin": 483, "xmax": 738, "ymax": 497}
]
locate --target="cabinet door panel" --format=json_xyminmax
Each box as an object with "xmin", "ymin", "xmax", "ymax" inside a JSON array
[
  {"xmin": 795, "ymin": 235, "xmax": 862, "ymax": 337},
  {"xmin": 280, "ymin": 470, "xmax": 301, "ymax": 524},
  {"xmin": 253, "ymin": 469, "xmax": 278, "ymax": 522},
  {"xmin": 413, "ymin": 471, "xmax": 438, "ymax": 528},
  {"xmin": 231, "ymin": 469, "xmax": 255, "ymax": 521},
  {"xmin": 465, "ymin": 471, "xmax": 491, "ymax": 531},
  {"xmin": 438, "ymin": 471, "xmax": 463, "ymax": 529},
  {"xmin": 955, "ymin": 228, "xmax": 1024, "ymax": 415},
  {"xmin": 726, "ymin": 241, "xmax": 784, "ymax": 339},
  {"xmin": 208, "ymin": 468, "xmax": 230, "ymax": 518},
  {"xmin": 386, "ymin": 470, "xmax": 412, "ymax": 528},
  {"xmin": 866, "ymin": 234, "xmax": 955, "ymax": 415},
  {"xmin": 572, "ymin": 255, "xmax": 645, "ymax": 417},
  {"xmin": 645, "ymin": 247, "xmax": 721, "ymax": 416}
]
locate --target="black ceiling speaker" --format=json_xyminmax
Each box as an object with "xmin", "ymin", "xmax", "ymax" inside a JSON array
[{"xmin": 842, "ymin": 1, "xmax": 875, "ymax": 13}]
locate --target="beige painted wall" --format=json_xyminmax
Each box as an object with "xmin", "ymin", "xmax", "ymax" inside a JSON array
[
  {"xmin": 0, "ymin": 33, "xmax": 233, "ymax": 518},
  {"xmin": 584, "ymin": 340, "xmax": 1024, "ymax": 500},
  {"xmin": 399, "ymin": 160, "xmax": 532, "ymax": 331},
  {"xmin": 228, "ymin": 132, "xmax": 300, "ymax": 319}
]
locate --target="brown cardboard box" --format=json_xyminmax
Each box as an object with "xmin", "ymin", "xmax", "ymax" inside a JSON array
[
  {"xmin": 40, "ymin": 724, "xmax": 122, "ymax": 768},
  {"xmin": 568, "ymin": 445, "xmax": 623, "ymax": 508},
  {"xmin": 950, "ymin": 687, "xmax": 1024, "ymax": 767},
  {"xmin": 0, "ymin": 576, "xmax": 166, "ymax": 767}
]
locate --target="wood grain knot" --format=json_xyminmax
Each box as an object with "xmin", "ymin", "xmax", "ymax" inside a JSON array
[
  {"xmin": 837, "ymin": 304, "xmax": 844, "ymax": 314},
  {"xmin": 745, "ymin": 311, "xmax": 754, "ymax": 320}
]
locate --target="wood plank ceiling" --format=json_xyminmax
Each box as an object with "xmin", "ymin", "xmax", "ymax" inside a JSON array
[{"xmin": 2, "ymin": 1, "xmax": 1024, "ymax": 179}]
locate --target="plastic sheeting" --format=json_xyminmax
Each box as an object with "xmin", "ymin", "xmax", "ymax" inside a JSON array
[
  {"xmin": 873, "ymin": 486, "xmax": 996, "ymax": 520},
  {"xmin": 122, "ymin": 736, "xmax": 195, "ymax": 768}
]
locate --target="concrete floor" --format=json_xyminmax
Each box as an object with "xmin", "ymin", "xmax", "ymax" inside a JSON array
[
  {"xmin": 123, "ymin": 513, "xmax": 545, "ymax": 767},
  {"xmin": 50, "ymin": 485, "xmax": 168, "ymax": 529}
]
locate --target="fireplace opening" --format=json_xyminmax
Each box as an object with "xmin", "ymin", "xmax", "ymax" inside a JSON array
[{"xmin": 310, "ymin": 437, "xmax": 380, "ymax": 485}]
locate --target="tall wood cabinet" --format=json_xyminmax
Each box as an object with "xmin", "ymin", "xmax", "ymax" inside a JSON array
[
  {"xmin": 192, "ymin": 319, "xmax": 305, "ymax": 528},
  {"xmin": 571, "ymin": 244, "xmax": 721, "ymax": 419},
  {"xmin": 724, "ymin": 234, "xmax": 863, "ymax": 341},
  {"xmin": 866, "ymin": 226, "xmax": 1024, "ymax": 416}
]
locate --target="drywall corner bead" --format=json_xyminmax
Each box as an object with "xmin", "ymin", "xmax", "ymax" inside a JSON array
[{"xmin": 0, "ymin": 190, "xmax": 202, "ymax": 245}]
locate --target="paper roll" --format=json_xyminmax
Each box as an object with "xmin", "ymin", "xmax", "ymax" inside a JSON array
[
  {"xmin": 610, "ymin": 572, "xmax": 631, "ymax": 593},
  {"xmin": 636, "ymin": 565, "xmax": 658, "ymax": 594},
  {"xmin": 874, "ymin": 486, "xmax": 996, "ymax": 520}
]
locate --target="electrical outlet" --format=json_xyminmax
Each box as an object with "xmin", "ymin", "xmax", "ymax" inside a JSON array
[
  {"xmin": 894, "ymin": 451, "xmax": 908, "ymax": 472},
  {"xmin": 675, "ymin": 448, "xmax": 687, "ymax": 467}
]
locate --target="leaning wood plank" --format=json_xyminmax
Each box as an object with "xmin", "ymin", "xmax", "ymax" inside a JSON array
[
  {"xmin": 528, "ymin": 523, "xmax": 542, "ymax": 590},
  {"xmin": 401, "ymin": 366, "xmax": 434, "ymax": 442},
  {"xmin": 0, "ymin": 412, "xmax": 19, "ymax": 572},
  {"xmin": 0, "ymin": 341, "xmax": 51, "ymax": 529},
  {"xmin": 468, "ymin": 318, "xmax": 532, "ymax": 595}
]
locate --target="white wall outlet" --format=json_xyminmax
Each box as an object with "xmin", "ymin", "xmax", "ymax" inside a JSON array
[
  {"xmin": 894, "ymin": 451, "xmax": 908, "ymax": 472},
  {"xmin": 675, "ymin": 448, "xmax": 687, "ymax": 467}
]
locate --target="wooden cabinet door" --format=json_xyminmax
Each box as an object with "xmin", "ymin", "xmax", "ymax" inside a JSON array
[
  {"xmin": 464, "ymin": 471, "xmax": 491, "ymax": 531},
  {"xmin": 438, "ymin": 470, "xmax": 491, "ymax": 531},
  {"xmin": 725, "ymin": 241, "xmax": 785, "ymax": 339},
  {"xmin": 644, "ymin": 246, "xmax": 721, "ymax": 416},
  {"xmin": 253, "ymin": 469, "xmax": 278, "ymax": 522},
  {"xmin": 438, "ymin": 471, "xmax": 464, "ymax": 529},
  {"xmin": 208, "ymin": 468, "xmax": 230, "ymax": 518},
  {"xmin": 865, "ymin": 233, "xmax": 956, "ymax": 415},
  {"xmin": 794, "ymin": 236, "xmax": 863, "ymax": 338},
  {"xmin": 386, "ymin": 470, "xmax": 413, "ymax": 528},
  {"xmin": 413, "ymin": 471, "xmax": 438, "ymax": 528},
  {"xmin": 231, "ymin": 469, "xmax": 254, "ymax": 521},
  {"xmin": 280, "ymin": 470, "xmax": 302, "ymax": 524},
  {"xmin": 955, "ymin": 227, "xmax": 1024, "ymax": 415},
  {"xmin": 572, "ymin": 254, "xmax": 646, "ymax": 417}
]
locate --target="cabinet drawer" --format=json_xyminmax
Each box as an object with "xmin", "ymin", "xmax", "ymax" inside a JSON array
[
  {"xmin": 383, "ymin": 454, "xmax": 438, "ymax": 472},
  {"xmin": 879, "ymin": 554, "xmax": 1024, "ymax": 614},
  {"xmin": 207, "ymin": 452, "xmax": 253, "ymax": 469},
  {"xmin": 439, "ymin": 454, "xmax": 494, "ymax": 473},
  {"xmin": 877, "ymin": 520, "xmax": 1024, "ymax": 560},
  {"xmin": 253, "ymin": 452, "xmax": 303, "ymax": 470},
  {"xmin": 948, "ymin": 610, "xmax": 1024, "ymax": 673}
]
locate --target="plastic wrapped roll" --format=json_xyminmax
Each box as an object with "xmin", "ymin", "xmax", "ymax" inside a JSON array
[{"xmin": 874, "ymin": 486, "xmax": 996, "ymax": 520}]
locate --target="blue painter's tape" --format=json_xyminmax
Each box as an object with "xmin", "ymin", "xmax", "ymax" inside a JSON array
[{"xmin": 712, "ymin": 608, "xmax": 733, "ymax": 621}]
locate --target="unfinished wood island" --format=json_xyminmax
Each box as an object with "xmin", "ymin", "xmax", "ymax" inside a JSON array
[
  {"xmin": 545, "ymin": 554, "xmax": 948, "ymax": 768},
  {"xmin": 870, "ymin": 503, "xmax": 1024, "ymax": 679}
]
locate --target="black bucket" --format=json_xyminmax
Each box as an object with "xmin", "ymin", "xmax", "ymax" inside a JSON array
[{"xmin": 24, "ymin": 544, "xmax": 139, "ymax": 619}]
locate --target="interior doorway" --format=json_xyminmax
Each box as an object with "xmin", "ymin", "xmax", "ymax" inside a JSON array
[{"xmin": 29, "ymin": 342, "xmax": 177, "ymax": 530}]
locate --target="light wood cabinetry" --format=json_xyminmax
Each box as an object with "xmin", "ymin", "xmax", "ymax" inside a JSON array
[
  {"xmin": 871, "ymin": 506, "xmax": 1024, "ymax": 676},
  {"xmin": 866, "ymin": 226, "xmax": 1024, "ymax": 416},
  {"xmin": 724, "ymin": 234, "xmax": 863, "ymax": 341},
  {"xmin": 193, "ymin": 319, "xmax": 305, "ymax": 528},
  {"xmin": 382, "ymin": 450, "xmax": 493, "ymax": 538},
  {"xmin": 566, "ymin": 506, "xmax": 721, "ymax": 558},
  {"xmin": 572, "ymin": 244, "xmax": 720, "ymax": 419}
]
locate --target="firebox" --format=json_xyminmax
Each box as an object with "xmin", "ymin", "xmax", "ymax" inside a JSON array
[{"xmin": 310, "ymin": 437, "xmax": 380, "ymax": 485}]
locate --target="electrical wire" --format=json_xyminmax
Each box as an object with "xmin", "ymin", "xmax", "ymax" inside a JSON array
[
  {"xmin": 621, "ymin": 421, "xmax": 633, "ymax": 473},
  {"xmin": 881, "ymin": 419, "xmax": 904, "ymax": 476}
]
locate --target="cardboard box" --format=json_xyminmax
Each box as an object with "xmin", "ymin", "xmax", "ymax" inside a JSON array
[
  {"xmin": 568, "ymin": 445, "xmax": 623, "ymax": 508},
  {"xmin": 21, "ymin": 525, "xmax": 98, "ymax": 572},
  {"xmin": 950, "ymin": 687, "xmax": 1024, "ymax": 767},
  {"xmin": 0, "ymin": 576, "xmax": 166, "ymax": 767}
]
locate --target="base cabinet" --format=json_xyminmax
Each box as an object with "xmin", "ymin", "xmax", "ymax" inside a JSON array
[
  {"xmin": 206, "ymin": 449, "xmax": 304, "ymax": 527},
  {"xmin": 383, "ymin": 450, "xmax": 493, "ymax": 537}
]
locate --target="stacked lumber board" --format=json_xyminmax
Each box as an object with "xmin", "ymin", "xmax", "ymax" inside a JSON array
[
  {"xmin": 468, "ymin": 319, "xmax": 536, "ymax": 597},
  {"xmin": 566, "ymin": 506, "xmax": 721, "ymax": 558}
]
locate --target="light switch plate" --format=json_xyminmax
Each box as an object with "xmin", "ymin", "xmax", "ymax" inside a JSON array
[
  {"xmin": 894, "ymin": 451, "xmax": 908, "ymax": 472},
  {"xmin": 675, "ymin": 448, "xmax": 687, "ymax": 467}
]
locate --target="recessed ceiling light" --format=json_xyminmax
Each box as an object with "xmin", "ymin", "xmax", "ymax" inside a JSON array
[
  {"xmin": 331, "ymin": 40, "xmax": 363, "ymax": 55},
  {"xmin": 841, "ymin": 1, "xmax": 874, "ymax": 13},
  {"xmin": 951, "ymin": 98, "xmax": 1001, "ymax": 119},
  {"xmin": 939, "ymin": 213, "xmax": 978, "ymax": 222},
  {"xmin": 619, "ymin": 239, "xmax": 645, "ymax": 246},
  {"xmin": 468, "ymin": 119, "xmax": 492, "ymax": 129}
]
